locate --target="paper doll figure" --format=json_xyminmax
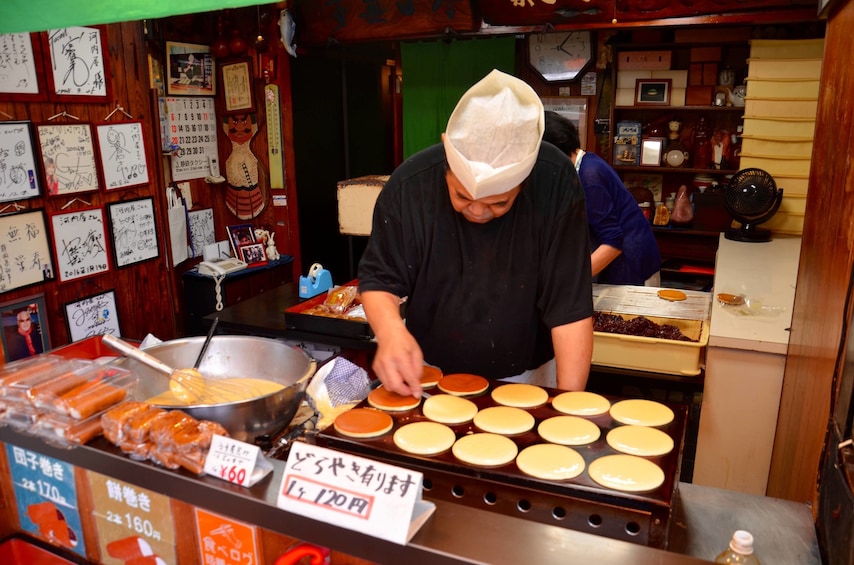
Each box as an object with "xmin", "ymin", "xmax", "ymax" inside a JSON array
[{"xmin": 223, "ymin": 113, "xmax": 265, "ymax": 219}]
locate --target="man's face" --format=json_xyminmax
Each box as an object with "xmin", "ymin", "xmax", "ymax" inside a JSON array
[
  {"xmin": 17, "ymin": 313, "xmax": 31, "ymax": 331},
  {"xmin": 445, "ymin": 169, "xmax": 521, "ymax": 224}
]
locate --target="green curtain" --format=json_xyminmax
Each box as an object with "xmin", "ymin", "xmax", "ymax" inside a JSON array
[
  {"xmin": 0, "ymin": 0, "xmax": 262, "ymax": 34},
  {"xmin": 401, "ymin": 36, "xmax": 516, "ymax": 159}
]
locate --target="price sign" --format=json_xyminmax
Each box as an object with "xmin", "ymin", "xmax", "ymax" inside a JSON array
[
  {"xmin": 5, "ymin": 444, "xmax": 87, "ymax": 557},
  {"xmin": 195, "ymin": 508, "xmax": 259, "ymax": 565},
  {"xmin": 203, "ymin": 434, "xmax": 273, "ymax": 487},
  {"xmin": 277, "ymin": 442, "xmax": 435, "ymax": 545},
  {"xmin": 86, "ymin": 471, "xmax": 176, "ymax": 564}
]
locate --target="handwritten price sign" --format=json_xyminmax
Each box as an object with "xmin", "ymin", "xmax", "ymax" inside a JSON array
[
  {"xmin": 278, "ymin": 442, "xmax": 435, "ymax": 545},
  {"xmin": 203, "ymin": 435, "xmax": 272, "ymax": 487}
]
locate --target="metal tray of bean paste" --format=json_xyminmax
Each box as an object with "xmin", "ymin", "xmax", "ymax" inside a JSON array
[{"xmin": 313, "ymin": 384, "xmax": 688, "ymax": 549}]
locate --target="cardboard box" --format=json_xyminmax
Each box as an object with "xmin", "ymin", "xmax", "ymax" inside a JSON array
[
  {"xmin": 688, "ymin": 63, "xmax": 704, "ymax": 86},
  {"xmin": 337, "ymin": 175, "xmax": 389, "ymax": 236},
  {"xmin": 690, "ymin": 46, "xmax": 722, "ymax": 62},
  {"xmin": 617, "ymin": 50, "xmax": 672, "ymax": 70},
  {"xmin": 702, "ymin": 63, "xmax": 719, "ymax": 86},
  {"xmin": 686, "ymin": 86, "xmax": 714, "ymax": 106}
]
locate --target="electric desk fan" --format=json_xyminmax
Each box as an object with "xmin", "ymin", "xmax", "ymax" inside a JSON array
[{"xmin": 723, "ymin": 168, "xmax": 784, "ymax": 242}]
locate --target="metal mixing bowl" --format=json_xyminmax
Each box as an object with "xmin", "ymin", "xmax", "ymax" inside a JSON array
[{"xmin": 116, "ymin": 335, "xmax": 316, "ymax": 442}]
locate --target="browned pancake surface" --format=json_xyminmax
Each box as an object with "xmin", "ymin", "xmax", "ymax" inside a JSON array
[
  {"xmin": 333, "ymin": 408, "xmax": 394, "ymax": 438},
  {"xmin": 437, "ymin": 373, "xmax": 489, "ymax": 396}
]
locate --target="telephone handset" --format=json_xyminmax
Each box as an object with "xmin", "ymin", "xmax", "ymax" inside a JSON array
[
  {"xmin": 198, "ymin": 258, "xmax": 247, "ymax": 277},
  {"xmin": 197, "ymin": 258, "xmax": 248, "ymax": 311}
]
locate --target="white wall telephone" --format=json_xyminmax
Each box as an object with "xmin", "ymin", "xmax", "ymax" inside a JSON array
[
  {"xmin": 198, "ymin": 258, "xmax": 247, "ymax": 277},
  {"xmin": 197, "ymin": 258, "xmax": 248, "ymax": 311}
]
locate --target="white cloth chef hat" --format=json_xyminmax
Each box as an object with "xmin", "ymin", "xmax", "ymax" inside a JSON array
[{"xmin": 443, "ymin": 69, "xmax": 544, "ymax": 199}]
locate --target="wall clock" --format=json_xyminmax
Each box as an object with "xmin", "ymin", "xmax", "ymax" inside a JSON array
[{"xmin": 527, "ymin": 31, "xmax": 593, "ymax": 82}]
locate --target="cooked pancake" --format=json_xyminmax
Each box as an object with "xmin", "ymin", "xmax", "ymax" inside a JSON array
[
  {"xmin": 516, "ymin": 444, "xmax": 585, "ymax": 481},
  {"xmin": 452, "ymin": 433, "xmax": 518, "ymax": 467},
  {"xmin": 437, "ymin": 373, "xmax": 489, "ymax": 396},
  {"xmin": 367, "ymin": 386, "xmax": 421, "ymax": 412},
  {"xmin": 393, "ymin": 421, "xmax": 456, "ymax": 455},
  {"xmin": 552, "ymin": 391, "xmax": 611, "ymax": 416},
  {"xmin": 588, "ymin": 454, "xmax": 665, "ymax": 492},
  {"xmin": 473, "ymin": 406, "xmax": 535, "ymax": 435},
  {"xmin": 537, "ymin": 415, "xmax": 601, "ymax": 446},
  {"xmin": 333, "ymin": 408, "xmax": 394, "ymax": 439},
  {"xmin": 606, "ymin": 425, "xmax": 674, "ymax": 457},
  {"xmin": 657, "ymin": 289, "xmax": 687, "ymax": 301},
  {"xmin": 609, "ymin": 399, "xmax": 674, "ymax": 427},
  {"xmin": 422, "ymin": 394, "xmax": 478, "ymax": 425},
  {"xmin": 490, "ymin": 383, "xmax": 548, "ymax": 408},
  {"xmin": 421, "ymin": 365, "xmax": 443, "ymax": 389}
]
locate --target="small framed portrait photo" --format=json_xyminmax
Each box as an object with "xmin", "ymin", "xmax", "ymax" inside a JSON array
[
  {"xmin": 635, "ymin": 79, "xmax": 672, "ymax": 106},
  {"xmin": 227, "ymin": 224, "xmax": 255, "ymax": 257},
  {"xmin": 239, "ymin": 242, "xmax": 267, "ymax": 266},
  {"xmin": 641, "ymin": 138, "xmax": 666, "ymax": 166},
  {"xmin": 0, "ymin": 293, "xmax": 50, "ymax": 363}
]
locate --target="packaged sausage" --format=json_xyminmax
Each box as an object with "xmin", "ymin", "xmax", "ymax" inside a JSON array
[
  {"xmin": 148, "ymin": 410, "xmax": 195, "ymax": 447},
  {"xmin": 102, "ymin": 401, "xmax": 151, "ymax": 444},
  {"xmin": 125, "ymin": 406, "xmax": 166, "ymax": 445}
]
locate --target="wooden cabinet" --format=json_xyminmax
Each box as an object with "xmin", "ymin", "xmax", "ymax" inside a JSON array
[
  {"xmin": 610, "ymin": 35, "xmax": 750, "ymax": 286},
  {"xmin": 181, "ymin": 257, "xmax": 294, "ymax": 336}
]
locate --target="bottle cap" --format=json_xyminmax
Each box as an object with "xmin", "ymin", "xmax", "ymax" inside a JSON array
[{"xmin": 730, "ymin": 530, "xmax": 754, "ymax": 555}]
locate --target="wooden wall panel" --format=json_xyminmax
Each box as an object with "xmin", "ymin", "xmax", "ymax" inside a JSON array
[
  {"xmin": 767, "ymin": 0, "xmax": 854, "ymax": 502},
  {"xmin": 0, "ymin": 22, "xmax": 178, "ymax": 355},
  {"xmin": 0, "ymin": 11, "xmax": 303, "ymax": 353}
]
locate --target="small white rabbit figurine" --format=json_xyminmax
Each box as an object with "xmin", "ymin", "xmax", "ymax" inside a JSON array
[{"xmin": 265, "ymin": 231, "xmax": 280, "ymax": 261}]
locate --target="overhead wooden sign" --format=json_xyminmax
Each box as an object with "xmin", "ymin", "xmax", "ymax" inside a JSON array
[{"xmin": 294, "ymin": 0, "xmax": 478, "ymax": 45}]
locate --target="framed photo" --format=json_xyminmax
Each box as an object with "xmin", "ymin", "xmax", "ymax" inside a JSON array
[
  {"xmin": 640, "ymin": 138, "xmax": 665, "ymax": 166},
  {"xmin": 0, "ymin": 293, "xmax": 50, "ymax": 362},
  {"xmin": 238, "ymin": 242, "xmax": 267, "ymax": 267},
  {"xmin": 36, "ymin": 123, "xmax": 100, "ymax": 196},
  {"xmin": 166, "ymin": 41, "xmax": 215, "ymax": 96},
  {"xmin": 220, "ymin": 58, "xmax": 256, "ymax": 114},
  {"xmin": 0, "ymin": 209, "xmax": 54, "ymax": 293},
  {"xmin": 0, "ymin": 121, "xmax": 42, "ymax": 202},
  {"xmin": 227, "ymin": 224, "xmax": 255, "ymax": 257},
  {"xmin": 0, "ymin": 33, "xmax": 47, "ymax": 101},
  {"xmin": 42, "ymin": 26, "xmax": 112, "ymax": 102},
  {"xmin": 63, "ymin": 289, "xmax": 121, "ymax": 342},
  {"xmin": 95, "ymin": 121, "xmax": 150, "ymax": 191},
  {"xmin": 49, "ymin": 206, "xmax": 112, "ymax": 283},
  {"xmin": 107, "ymin": 197, "xmax": 160, "ymax": 268},
  {"xmin": 635, "ymin": 79, "xmax": 672, "ymax": 106}
]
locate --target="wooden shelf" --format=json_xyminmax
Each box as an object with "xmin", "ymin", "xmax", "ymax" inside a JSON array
[{"xmin": 615, "ymin": 165, "xmax": 738, "ymax": 175}]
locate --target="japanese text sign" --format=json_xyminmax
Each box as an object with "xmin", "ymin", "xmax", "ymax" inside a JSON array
[
  {"xmin": 203, "ymin": 434, "xmax": 272, "ymax": 487},
  {"xmin": 86, "ymin": 470, "xmax": 176, "ymax": 565},
  {"xmin": 277, "ymin": 442, "xmax": 435, "ymax": 545},
  {"xmin": 195, "ymin": 508, "xmax": 259, "ymax": 565},
  {"xmin": 6, "ymin": 443, "xmax": 86, "ymax": 557}
]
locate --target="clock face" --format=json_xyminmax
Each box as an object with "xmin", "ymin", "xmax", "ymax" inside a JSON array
[{"xmin": 527, "ymin": 31, "xmax": 593, "ymax": 82}]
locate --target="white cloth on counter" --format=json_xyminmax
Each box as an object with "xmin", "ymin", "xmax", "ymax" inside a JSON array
[{"xmin": 306, "ymin": 356, "xmax": 371, "ymax": 430}]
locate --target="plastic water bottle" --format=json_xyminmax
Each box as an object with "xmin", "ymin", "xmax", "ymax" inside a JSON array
[{"xmin": 715, "ymin": 530, "xmax": 761, "ymax": 564}]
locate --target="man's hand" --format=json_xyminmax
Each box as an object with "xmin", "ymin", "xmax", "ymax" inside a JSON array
[
  {"xmin": 371, "ymin": 330, "xmax": 424, "ymax": 398},
  {"xmin": 361, "ymin": 290, "xmax": 424, "ymax": 398}
]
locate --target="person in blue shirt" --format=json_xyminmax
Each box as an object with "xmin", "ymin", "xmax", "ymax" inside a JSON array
[{"xmin": 544, "ymin": 111, "xmax": 661, "ymax": 286}]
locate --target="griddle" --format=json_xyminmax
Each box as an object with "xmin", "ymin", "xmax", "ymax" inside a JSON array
[{"xmin": 313, "ymin": 384, "xmax": 688, "ymax": 549}]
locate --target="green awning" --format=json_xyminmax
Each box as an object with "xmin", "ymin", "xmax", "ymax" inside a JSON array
[{"xmin": 1, "ymin": 1, "xmax": 263, "ymax": 34}]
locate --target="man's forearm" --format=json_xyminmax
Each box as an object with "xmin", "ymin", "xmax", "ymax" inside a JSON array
[{"xmin": 552, "ymin": 317, "xmax": 593, "ymax": 391}]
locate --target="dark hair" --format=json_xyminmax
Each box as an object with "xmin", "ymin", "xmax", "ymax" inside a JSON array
[{"xmin": 543, "ymin": 110, "xmax": 581, "ymax": 156}]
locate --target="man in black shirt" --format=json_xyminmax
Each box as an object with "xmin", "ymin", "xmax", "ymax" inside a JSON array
[{"xmin": 358, "ymin": 70, "xmax": 593, "ymax": 398}]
